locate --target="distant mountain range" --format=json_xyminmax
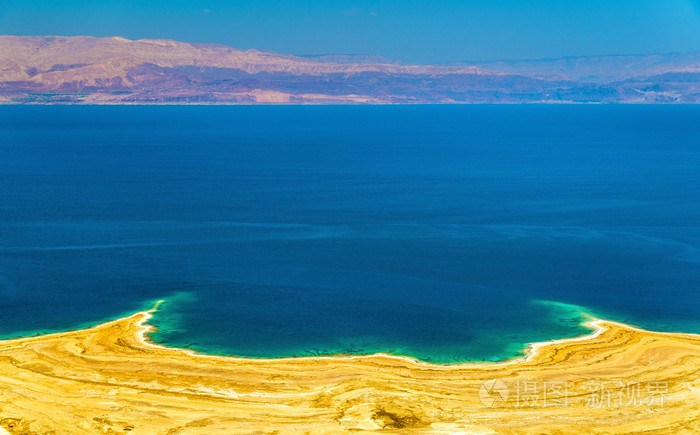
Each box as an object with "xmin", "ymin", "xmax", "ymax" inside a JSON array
[
  {"xmin": 466, "ymin": 52, "xmax": 700, "ymax": 82},
  {"xmin": 1, "ymin": 35, "xmax": 699, "ymax": 103}
]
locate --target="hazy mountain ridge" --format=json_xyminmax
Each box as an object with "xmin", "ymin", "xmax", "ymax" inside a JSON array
[
  {"xmin": 1, "ymin": 36, "xmax": 698, "ymax": 103},
  {"xmin": 297, "ymin": 54, "xmax": 404, "ymax": 65},
  {"xmin": 466, "ymin": 52, "xmax": 700, "ymax": 82}
]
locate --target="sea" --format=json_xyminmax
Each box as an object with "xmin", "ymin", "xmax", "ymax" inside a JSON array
[{"xmin": 1, "ymin": 105, "xmax": 698, "ymax": 363}]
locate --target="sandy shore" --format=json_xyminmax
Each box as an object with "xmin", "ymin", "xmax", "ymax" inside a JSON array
[{"xmin": 0, "ymin": 305, "xmax": 698, "ymax": 434}]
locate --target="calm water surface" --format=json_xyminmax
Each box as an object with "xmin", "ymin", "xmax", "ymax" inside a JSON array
[{"xmin": 1, "ymin": 105, "xmax": 699, "ymax": 362}]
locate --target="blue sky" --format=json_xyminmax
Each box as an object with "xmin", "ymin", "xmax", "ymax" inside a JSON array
[{"xmin": 1, "ymin": 1, "xmax": 699, "ymax": 63}]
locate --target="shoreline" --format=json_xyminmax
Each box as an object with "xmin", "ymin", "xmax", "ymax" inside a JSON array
[
  {"xmin": 144, "ymin": 297, "xmax": 600, "ymax": 365},
  {"xmin": 138, "ymin": 302, "xmax": 598, "ymax": 366},
  {"xmin": 0, "ymin": 298, "xmax": 599, "ymax": 366},
  {"xmin": 3, "ymin": 299, "xmax": 698, "ymax": 367},
  {"xmin": 0, "ymin": 304, "xmax": 699, "ymax": 433},
  {"xmin": 130, "ymin": 305, "xmax": 700, "ymax": 365}
]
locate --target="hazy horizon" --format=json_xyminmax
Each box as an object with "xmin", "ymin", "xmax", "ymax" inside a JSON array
[
  {"xmin": 6, "ymin": 33, "xmax": 700, "ymax": 66},
  {"xmin": 1, "ymin": 0, "xmax": 699, "ymax": 64}
]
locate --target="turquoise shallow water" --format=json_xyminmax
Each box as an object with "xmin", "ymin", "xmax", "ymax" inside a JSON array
[{"xmin": 1, "ymin": 105, "xmax": 699, "ymax": 363}]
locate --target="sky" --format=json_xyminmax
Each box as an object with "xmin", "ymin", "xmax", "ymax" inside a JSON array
[{"xmin": 1, "ymin": 0, "xmax": 699, "ymax": 64}]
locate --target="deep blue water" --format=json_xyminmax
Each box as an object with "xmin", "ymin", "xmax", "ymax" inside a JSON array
[{"xmin": 1, "ymin": 105, "xmax": 699, "ymax": 363}]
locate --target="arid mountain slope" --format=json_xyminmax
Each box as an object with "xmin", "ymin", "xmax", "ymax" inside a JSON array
[{"xmin": 1, "ymin": 35, "xmax": 698, "ymax": 103}]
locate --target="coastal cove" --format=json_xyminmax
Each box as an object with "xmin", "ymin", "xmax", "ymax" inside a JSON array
[
  {"xmin": 0, "ymin": 304, "xmax": 698, "ymax": 433},
  {"xmin": 150, "ymin": 297, "xmax": 595, "ymax": 363},
  {"xmin": 1, "ymin": 105, "xmax": 699, "ymax": 364}
]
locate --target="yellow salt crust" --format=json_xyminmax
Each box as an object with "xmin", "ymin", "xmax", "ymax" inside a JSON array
[{"xmin": 0, "ymin": 305, "xmax": 699, "ymax": 434}]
